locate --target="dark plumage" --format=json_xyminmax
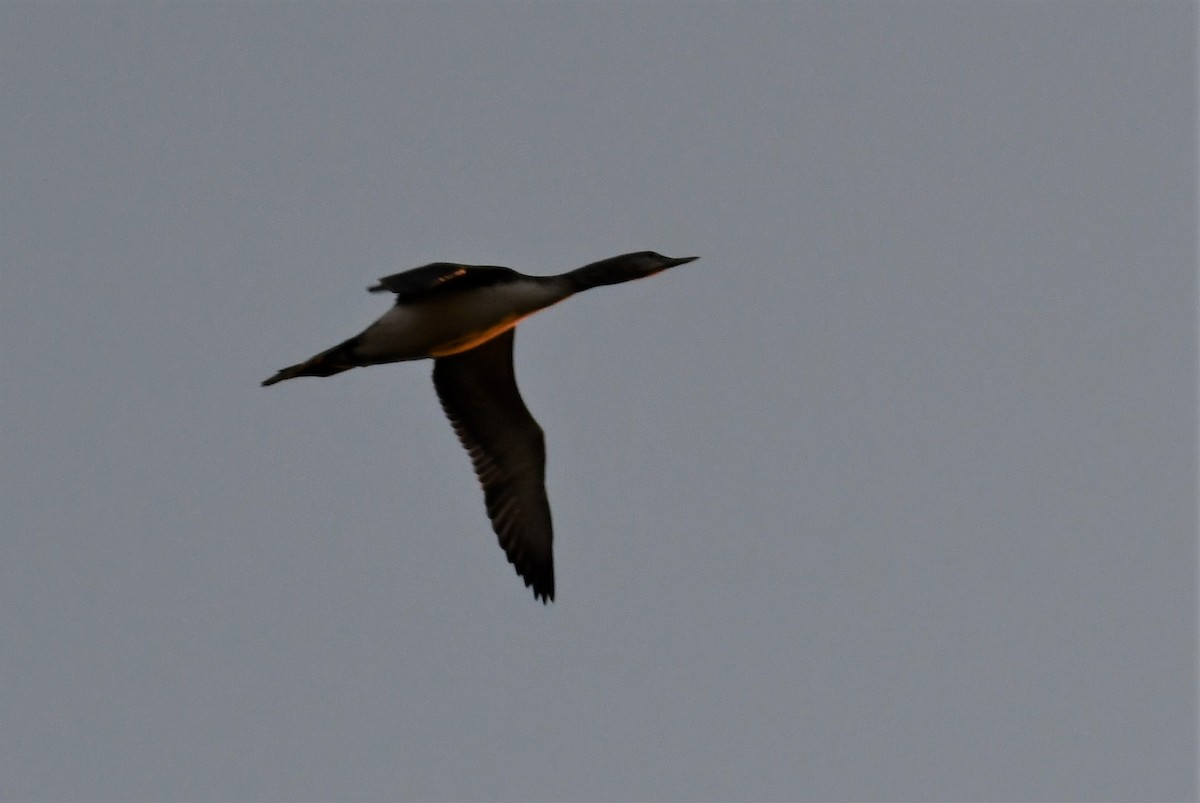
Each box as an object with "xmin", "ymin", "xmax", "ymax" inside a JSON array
[{"xmin": 262, "ymin": 251, "xmax": 699, "ymax": 602}]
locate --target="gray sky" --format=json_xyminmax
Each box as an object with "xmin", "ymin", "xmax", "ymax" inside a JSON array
[{"xmin": 2, "ymin": 2, "xmax": 1196, "ymax": 801}]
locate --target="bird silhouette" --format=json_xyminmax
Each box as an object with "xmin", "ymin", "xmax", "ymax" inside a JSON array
[{"xmin": 263, "ymin": 251, "xmax": 699, "ymax": 602}]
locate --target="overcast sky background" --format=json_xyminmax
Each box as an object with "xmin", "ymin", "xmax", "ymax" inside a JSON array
[{"xmin": 2, "ymin": 3, "xmax": 1196, "ymax": 801}]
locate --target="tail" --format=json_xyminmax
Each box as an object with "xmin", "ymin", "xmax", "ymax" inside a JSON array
[{"xmin": 261, "ymin": 336, "xmax": 362, "ymax": 387}]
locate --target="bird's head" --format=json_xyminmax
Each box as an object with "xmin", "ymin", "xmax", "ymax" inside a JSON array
[{"xmin": 569, "ymin": 251, "xmax": 699, "ymax": 290}]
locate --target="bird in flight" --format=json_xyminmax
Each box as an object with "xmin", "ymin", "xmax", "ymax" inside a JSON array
[{"xmin": 262, "ymin": 251, "xmax": 699, "ymax": 603}]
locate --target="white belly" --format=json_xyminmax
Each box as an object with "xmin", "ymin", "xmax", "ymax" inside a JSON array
[{"xmin": 354, "ymin": 280, "xmax": 568, "ymax": 361}]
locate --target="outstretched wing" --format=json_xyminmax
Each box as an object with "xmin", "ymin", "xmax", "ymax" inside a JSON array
[
  {"xmin": 369, "ymin": 263, "xmax": 520, "ymax": 303},
  {"xmin": 431, "ymin": 329, "xmax": 555, "ymax": 602}
]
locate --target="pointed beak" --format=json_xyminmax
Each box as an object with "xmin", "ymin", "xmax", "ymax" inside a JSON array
[{"xmin": 666, "ymin": 256, "xmax": 700, "ymax": 268}]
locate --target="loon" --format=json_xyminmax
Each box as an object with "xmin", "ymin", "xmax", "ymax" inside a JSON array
[{"xmin": 262, "ymin": 251, "xmax": 699, "ymax": 603}]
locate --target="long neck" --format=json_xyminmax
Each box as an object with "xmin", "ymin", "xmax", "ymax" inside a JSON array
[{"xmin": 562, "ymin": 256, "xmax": 638, "ymax": 293}]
